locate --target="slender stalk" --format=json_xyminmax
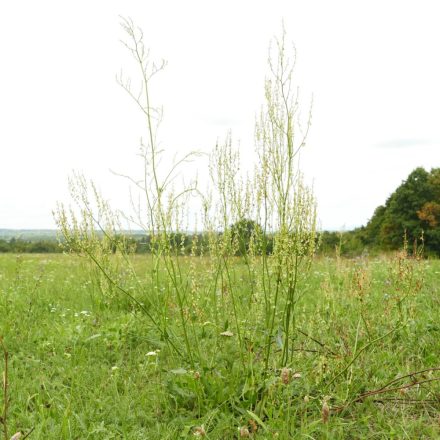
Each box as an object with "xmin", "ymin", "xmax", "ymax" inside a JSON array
[
  {"xmin": 84, "ymin": 249, "xmax": 183, "ymax": 357},
  {"xmin": 1, "ymin": 338, "xmax": 8, "ymax": 440},
  {"xmin": 222, "ymin": 256, "xmax": 246, "ymax": 369}
]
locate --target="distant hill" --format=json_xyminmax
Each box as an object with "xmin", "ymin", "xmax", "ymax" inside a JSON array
[
  {"xmin": 0, "ymin": 229, "xmax": 59, "ymax": 241},
  {"xmin": 5, "ymin": 169, "xmax": 439, "ymax": 258},
  {"xmin": 0, "ymin": 229, "xmax": 148, "ymax": 242}
]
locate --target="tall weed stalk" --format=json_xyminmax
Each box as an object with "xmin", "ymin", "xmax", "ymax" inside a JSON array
[{"xmin": 55, "ymin": 21, "xmax": 318, "ymax": 381}]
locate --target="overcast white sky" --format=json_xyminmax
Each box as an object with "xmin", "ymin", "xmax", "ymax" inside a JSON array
[{"xmin": 1, "ymin": 0, "xmax": 439, "ymax": 230}]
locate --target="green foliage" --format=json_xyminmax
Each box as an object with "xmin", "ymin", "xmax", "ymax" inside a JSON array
[
  {"xmin": 229, "ymin": 219, "xmax": 269, "ymax": 256},
  {"xmin": 0, "ymin": 238, "xmax": 61, "ymax": 253},
  {"xmin": 1, "ymin": 253, "xmax": 440, "ymax": 438},
  {"xmin": 8, "ymin": 18, "xmax": 437, "ymax": 439},
  {"xmin": 317, "ymin": 167, "xmax": 440, "ymax": 258},
  {"xmin": 319, "ymin": 229, "xmax": 379, "ymax": 257},
  {"xmin": 54, "ymin": 21, "xmax": 318, "ymax": 378},
  {"xmin": 364, "ymin": 167, "xmax": 440, "ymax": 255}
]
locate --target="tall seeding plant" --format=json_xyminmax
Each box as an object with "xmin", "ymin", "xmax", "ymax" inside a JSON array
[
  {"xmin": 55, "ymin": 19, "xmax": 317, "ymax": 389},
  {"xmin": 255, "ymin": 32, "xmax": 317, "ymax": 368}
]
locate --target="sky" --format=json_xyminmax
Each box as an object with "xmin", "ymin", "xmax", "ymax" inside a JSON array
[{"xmin": 1, "ymin": 0, "xmax": 439, "ymax": 231}]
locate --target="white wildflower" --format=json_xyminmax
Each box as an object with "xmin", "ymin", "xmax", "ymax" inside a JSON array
[{"xmin": 193, "ymin": 426, "xmax": 206, "ymax": 436}]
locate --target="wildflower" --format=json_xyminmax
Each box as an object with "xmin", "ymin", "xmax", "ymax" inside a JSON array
[
  {"xmin": 193, "ymin": 426, "xmax": 206, "ymax": 436},
  {"xmin": 10, "ymin": 433, "xmax": 22, "ymax": 440},
  {"xmin": 293, "ymin": 372, "xmax": 302, "ymax": 379},
  {"xmin": 220, "ymin": 330, "xmax": 234, "ymax": 337},
  {"xmin": 239, "ymin": 426, "xmax": 250, "ymax": 437}
]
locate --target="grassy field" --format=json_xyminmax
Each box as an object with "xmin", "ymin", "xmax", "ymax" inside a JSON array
[{"xmin": 1, "ymin": 252, "xmax": 439, "ymax": 439}]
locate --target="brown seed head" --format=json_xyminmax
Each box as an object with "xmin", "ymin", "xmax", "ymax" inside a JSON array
[
  {"xmin": 248, "ymin": 418, "xmax": 257, "ymax": 433},
  {"xmin": 281, "ymin": 367, "xmax": 291, "ymax": 385},
  {"xmin": 322, "ymin": 400, "xmax": 330, "ymax": 424}
]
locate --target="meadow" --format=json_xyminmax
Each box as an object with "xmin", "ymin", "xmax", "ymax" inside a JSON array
[
  {"xmin": 2, "ymin": 20, "xmax": 439, "ymax": 440},
  {"xmin": 1, "ymin": 251, "xmax": 439, "ymax": 439}
]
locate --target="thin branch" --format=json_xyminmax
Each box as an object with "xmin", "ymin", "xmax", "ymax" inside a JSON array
[
  {"xmin": 334, "ymin": 367, "xmax": 440, "ymax": 412},
  {"xmin": 22, "ymin": 427, "xmax": 35, "ymax": 439},
  {"xmin": 296, "ymin": 328, "xmax": 338, "ymax": 356},
  {"xmin": 374, "ymin": 367, "xmax": 440, "ymax": 393}
]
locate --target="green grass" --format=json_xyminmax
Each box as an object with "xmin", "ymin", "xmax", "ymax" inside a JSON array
[{"xmin": 1, "ymin": 253, "xmax": 440, "ymax": 439}]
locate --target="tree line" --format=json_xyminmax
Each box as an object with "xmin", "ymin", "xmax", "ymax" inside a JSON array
[
  {"xmin": 321, "ymin": 167, "xmax": 440, "ymax": 256},
  {"xmin": 1, "ymin": 167, "xmax": 438, "ymax": 256}
]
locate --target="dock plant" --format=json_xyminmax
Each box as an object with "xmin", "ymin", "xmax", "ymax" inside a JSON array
[{"xmin": 55, "ymin": 18, "xmax": 319, "ymax": 427}]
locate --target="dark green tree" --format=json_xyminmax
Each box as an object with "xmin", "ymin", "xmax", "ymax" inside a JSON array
[
  {"xmin": 365, "ymin": 167, "xmax": 440, "ymax": 254},
  {"xmin": 230, "ymin": 219, "xmax": 264, "ymax": 256},
  {"xmin": 363, "ymin": 205, "xmax": 386, "ymax": 246}
]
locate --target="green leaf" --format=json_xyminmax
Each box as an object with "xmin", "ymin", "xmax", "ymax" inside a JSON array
[
  {"xmin": 85, "ymin": 333, "xmax": 102, "ymax": 342},
  {"xmin": 170, "ymin": 368, "xmax": 187, "ymax": 375}
]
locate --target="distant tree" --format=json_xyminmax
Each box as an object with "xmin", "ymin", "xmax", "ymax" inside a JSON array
[
  {"xmin": 319, "ymin": 231, "xmax": 340, "ymax": 254},
  {"xmin": 364, "ymin": 167, "xmax": 440, "ymax": 254},
  {"xmin": 230, "ymin": 219, "xmax": 263, "ymax": 256},
  {"xmin": 0, "ymin": 239, "xmax": 9, "ymax": 252},
  {"xmin": 363, "ymin": 205, "xmax": 386, "ymax": 246},
  {"xmin": 28, "ymin": 240, "xmax": 60, "ymax": 253},
  {"xmin": 418, "ymin": 201, "xmax": 440, "ymax": 227},
  {"xmin": 417, "ymin": 168, "xmax": 440, "ymax": 254}
]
